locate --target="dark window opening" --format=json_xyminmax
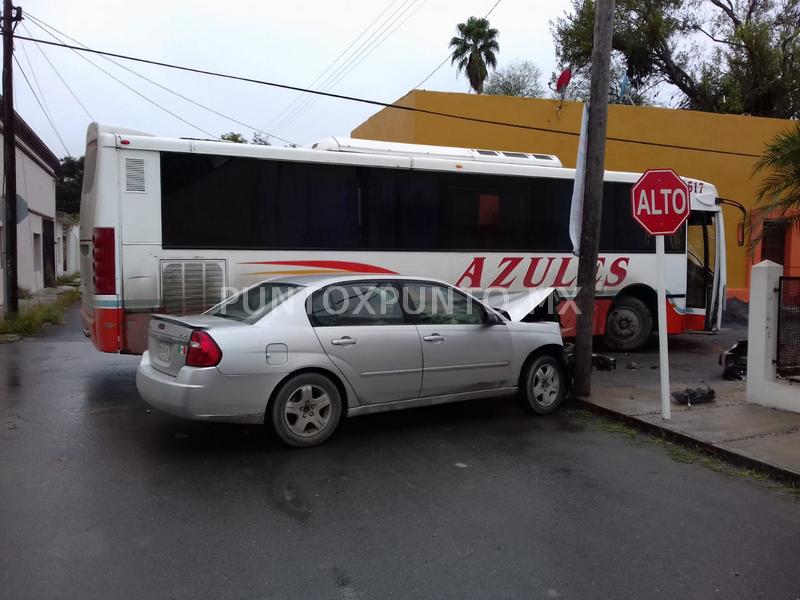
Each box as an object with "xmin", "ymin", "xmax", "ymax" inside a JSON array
[
  {"xmin": 160, "ymin": 152, "xmax": 686, "ymax": 254},
  {"xmin": 308, "ymin": 282, "xmax": 405, "ymax": 327},
  {"xmin": 762, "ymin": 221, "xmax": 787, "ymax": 265}
]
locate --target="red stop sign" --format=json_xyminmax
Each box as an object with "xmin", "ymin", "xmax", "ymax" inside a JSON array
[{"xmin": 631, "ymin": 169, "xmax": 690, "ymax": 235}]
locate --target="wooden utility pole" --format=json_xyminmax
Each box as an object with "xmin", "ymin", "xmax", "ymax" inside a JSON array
[
  {"xmin": 2, "ymin": 0, "xmax": 20, "ymax": 316},
  {"xmin": 573, "ymin": 0, "xmax": 615, "ymax": 396}
]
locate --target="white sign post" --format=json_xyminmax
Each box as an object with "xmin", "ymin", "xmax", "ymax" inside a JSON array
[
  {"xmin": 655, "ymin": 235, "xmax": 670, "ymax": 420},
  {"xmin": 631, "ymin": 169, "xmax": 691, "ymax": 421}
]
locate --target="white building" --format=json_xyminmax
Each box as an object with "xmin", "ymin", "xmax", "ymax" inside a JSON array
[
  {"xmin": 56, "ymin": 211, "xmax": 80, "ymax": 278},
  {"xmin": 0, "ymin": 106, "xmax": 61, "ymax": 305}
]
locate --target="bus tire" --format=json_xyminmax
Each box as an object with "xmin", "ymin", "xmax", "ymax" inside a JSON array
[
  {"xmin": 519, "ymin": 354, "xmax": 565, "ymax": 415},
  {"xmin": 269, "ymin": 373, "xmax": 342, "ymax": 448},
  {"xmin": 603, "ymin": 295, "xmax": 653, "ymax": 351}
]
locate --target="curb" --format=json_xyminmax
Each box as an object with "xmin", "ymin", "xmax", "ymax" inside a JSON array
[{"xmin": 574, "ymin": 398, "xmax": 800, "ymax": 485}]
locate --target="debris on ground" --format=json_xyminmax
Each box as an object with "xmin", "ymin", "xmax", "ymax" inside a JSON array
[
  {"xmin": 672, "ymin": 386, "xmax": 716, "ymax": 405},
  {"xmin": 592, "ymin": 354, "xmax": 616, "ymax": 371},
  {"xmin": 720, "ymin": 339, "xmax": 748, "ymax": 380},
  {"xmin": 561, "ymin": 344, "xmax": 617, "ymax": 373},
  {"xmin": 626, "ymin": 361, "xmax": 638, "ymax": 370}
]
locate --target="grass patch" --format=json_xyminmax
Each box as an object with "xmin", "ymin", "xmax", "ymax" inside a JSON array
[
  {"xmin": 0, "ymin": 288, "xmax": 81, "ymax": 336},
  {"xmin": 563, "ymin": 408, "xmax": 594, "ymax": 421},
  {"xmin": 666, "ymin": 444, "xmax": 700, "ymax": 464},
  {"xmin": 596, "ymin": 419, "xmax": 639, "ymax": 439},
  {"xmin": 585, "ymin": 410, "xmax": 799, "ymax": 494},
  {"xmin": 55, "ymin": 271, "xmax": 80, "ymax": 286}
]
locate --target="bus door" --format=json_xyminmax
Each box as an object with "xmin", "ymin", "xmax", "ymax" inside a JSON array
[{"xmin": 686, "ymin": 211, "xmax": 723, "ymax": 331}]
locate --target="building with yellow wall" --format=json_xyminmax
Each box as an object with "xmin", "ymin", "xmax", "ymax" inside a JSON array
[{"xmin": 352, "ymin": 90, "xmax": 795, "ymax": 300}]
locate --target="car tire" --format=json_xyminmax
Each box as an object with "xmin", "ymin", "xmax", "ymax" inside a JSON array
[
  {"xmin": 270, "ymin": 373, "xmax": 342, "ymax": 448},
  {"xmin": 603, "ymin": 295, "xmax": 653, "ymax": 351},
  {"xmin": 519, "ymin": 354, "xmax": 565, "ymax": 415}
]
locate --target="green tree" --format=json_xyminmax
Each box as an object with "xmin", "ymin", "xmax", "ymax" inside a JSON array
[
  {"xmin": 252, "ymin": 132, "xmax": 271, "ymax": 146},
  {"xmin": 220, "ymin": 132, "xmax": 247, "ymax": 143},
  {"xmin": 752, "ymin": 123, "xmax": 800, "ymax": 233},
  {"xmin": 485, "ymin": 60, "xmax": 545, "ymax": 98},
  {"xmin": 55, "ymin": 155, "xmax": 83, "ymax": 215},
  {"xmin": 551, "ymin": 0, "xmax": 800, "ymax": 118},
  {"xmin": 449, "ymin": 16, "xmax": 499, "ymax": 94},
  {"xmin": 221, "ymin": 131, "xmax": 272, "ymax": 145},
  {"xmin": 550, "ymin": 57, "xmax": 654, "ymax": 105}
]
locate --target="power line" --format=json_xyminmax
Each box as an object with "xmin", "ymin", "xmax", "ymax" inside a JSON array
[
  {"xmin": 17, "ymin": 22, "xmax": 216, "ymax": 139},
  {"xmin": 13, "ymin": 54, "xmax": 70, "ymax": 154},
  {"xmin": 24, "ymin": 13, "xmax": 295, "ymax": 145},
  {"xmin": 2, "ymin": 31, "xmax": 763, "ymax": 159},
  {"xmin": 413, "ymin": 0, "xmax": 503, "ymax": 90},
  {"xmin": 275, "ymin": 0, "xmax": 427, "ymax": 134},
  {"xmin": 332, "ymin": 0, "xmax": 427, "ymax": 86},
  {"xmin": 20, "ymin": 22, "xmax": 93, "ymax": 120},
  {"xmin": 273, "ymin": 0, "xmax": 423, "ymax": 134},
  {"xmin": 263, "ymin": 0, "xmax": 400, "ymax": 132},
  {"xmin": 15, "ymin": 26, "xmax": 55, "ymax": 121},
  {"xmin": 271, "ymin": 0, "xmax": 417, "ymax": 133}
]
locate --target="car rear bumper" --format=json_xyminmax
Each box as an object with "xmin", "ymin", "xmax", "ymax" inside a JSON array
[{"xmin": 136, "ymin": 351, "xmax": 268, "ymax": 424}]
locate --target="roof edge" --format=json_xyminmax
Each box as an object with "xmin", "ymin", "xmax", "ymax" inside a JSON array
[{"xmin": 0, "ymin": 96, "xmax": 60, "ymax": 170}]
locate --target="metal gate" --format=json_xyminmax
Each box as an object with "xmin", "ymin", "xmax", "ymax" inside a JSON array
[{"xmin": 776, "ymin": 276, "xmax": 800, "ymax": 378}]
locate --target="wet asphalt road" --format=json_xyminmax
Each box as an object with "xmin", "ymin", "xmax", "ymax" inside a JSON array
[{"xmin": 1, "ymin": 305, "xmax": 799, "ymax": 600}]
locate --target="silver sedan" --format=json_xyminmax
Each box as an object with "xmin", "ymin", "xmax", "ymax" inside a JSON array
[{"xmin": 136, "ymin": 275, "xmax": 566, "ymax": 447}]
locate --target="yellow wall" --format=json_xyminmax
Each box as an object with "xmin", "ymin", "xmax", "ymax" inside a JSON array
[{"xmin": 352, "ymin": 90, "xmax": 794, "ymax": 299}]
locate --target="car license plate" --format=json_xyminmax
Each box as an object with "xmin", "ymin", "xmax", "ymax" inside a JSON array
[{"xmin": 157, "ymin": 340, "xmax": 171, "ymax": 362}]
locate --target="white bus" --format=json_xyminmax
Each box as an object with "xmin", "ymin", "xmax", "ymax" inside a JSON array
[{"xmin": 79, "ymin": 123, "xmax": 726, "ymax": 354}]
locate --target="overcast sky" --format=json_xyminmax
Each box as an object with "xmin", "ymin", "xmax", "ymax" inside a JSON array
[{"xmin": 15, "ymin": 0, "xmax": 573, "ymax": 158}]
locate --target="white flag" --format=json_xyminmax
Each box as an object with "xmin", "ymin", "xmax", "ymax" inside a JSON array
[{"xmin": 569, "ymin": 102, "xmax": 589, "ymax": 256}]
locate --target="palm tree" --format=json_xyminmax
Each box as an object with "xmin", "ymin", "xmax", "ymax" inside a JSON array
[
  {"xmin": 449, "ymin": 17, "xmax": 499, "ymax": 94},
  {"xmin": 752, "ymin": 123, "xmax": 800, "ymax": 238}
]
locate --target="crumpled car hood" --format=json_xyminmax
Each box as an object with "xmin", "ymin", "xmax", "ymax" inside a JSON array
[{"xmin": 474, "ymin": 287, "xmax": 558, "ymax": 321}]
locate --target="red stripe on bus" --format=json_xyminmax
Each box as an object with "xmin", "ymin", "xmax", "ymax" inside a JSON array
[
  {"xmin": 94, "ymin": 307, "xmax": 122, "ymax": 352},
  {"xmin": 682, "ymin": 312, "xmax": 705, "ymax": 332},
  {"xmin": 240, "ymin": 260, "xmax": 397, "ymax": 274}
]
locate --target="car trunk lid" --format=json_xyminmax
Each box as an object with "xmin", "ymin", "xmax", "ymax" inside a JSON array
[{"xmin": 147, "ymin": 315, "xmax": 239, "ymax": 376}]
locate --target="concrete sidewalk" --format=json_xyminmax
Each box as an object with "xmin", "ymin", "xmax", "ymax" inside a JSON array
[{"xmin": 584, "ymin": 324, "xmax": 800, "ymax": 481}]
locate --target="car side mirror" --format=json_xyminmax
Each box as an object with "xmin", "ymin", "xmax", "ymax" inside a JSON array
[
  {"xmin": 485, "ymin": 311, "xmax": 506, "ymax": 325},
  {"xmin": 491, "ymin": 308, "xmax": 511, "ymax": 321}
]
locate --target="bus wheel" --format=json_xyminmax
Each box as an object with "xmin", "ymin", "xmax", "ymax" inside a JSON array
[{"xmin": 603, "ymin": 296, "xmax": 653, "ymax": 351}]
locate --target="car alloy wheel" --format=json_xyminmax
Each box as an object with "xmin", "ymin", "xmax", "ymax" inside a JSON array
[
  {"xmin": 532, "ymin": 363, "xmax": 561, "ymax": 408},
  {"xmin": 270, "ymin": 373, "xmax": 342, "ymax": 448},
  {"xmin": 519, "ymin": 354, "xmax": 565, "ymax": 415},
  {"xmin": 283, "ymin": 383, "xmax": 333, "ymax": 438}
]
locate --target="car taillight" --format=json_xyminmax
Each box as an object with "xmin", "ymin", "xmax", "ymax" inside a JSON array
[
  {"xmin": 93, "ymin": 227, "xmax": 115, "ymax": 294},
  {"xmin": 185, "ymin": 331, "xmax": 222, "ymax": 367}
]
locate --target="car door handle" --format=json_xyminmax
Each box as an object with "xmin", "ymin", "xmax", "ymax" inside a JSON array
[
  {"xmin": 331, "ymin": 336, "xmax": 357, "ymax": 346},
  {"xmin": 423, "ymin": 333, "xmax": 445, "ymax": 342}
]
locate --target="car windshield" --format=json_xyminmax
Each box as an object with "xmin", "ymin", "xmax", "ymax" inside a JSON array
[{"xmin": 206, "ymin": 282, "xmax": 302, "ymax": 323}]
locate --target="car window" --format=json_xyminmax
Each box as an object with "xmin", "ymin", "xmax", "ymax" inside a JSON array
[
  {"xmin": 205, "ymin": 282, "xmax": 301, "ymax": 324},
  {"xmin": 403, "ymin": 283, "xmax": 485, "ymax": 325},
  {"xmin": 308, "ymin": 282, "xmax": 405, "ymax": 326}
]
